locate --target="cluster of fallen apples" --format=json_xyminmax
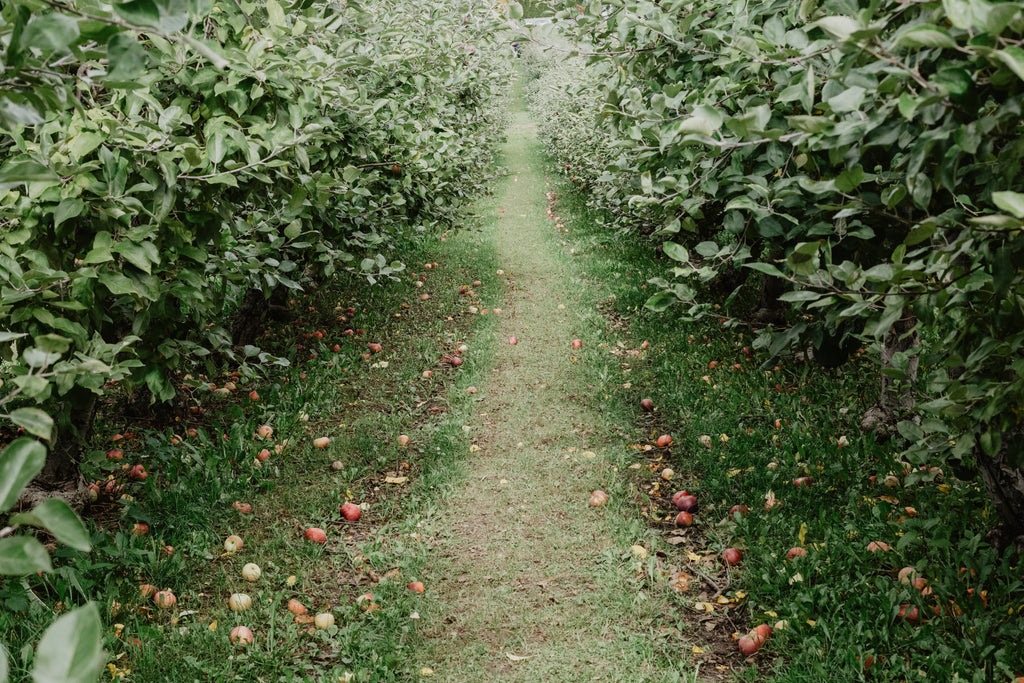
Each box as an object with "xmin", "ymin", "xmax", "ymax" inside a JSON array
[{"xmin": 590, "ymin": 398, "xmax": 779, "ymax": 656}]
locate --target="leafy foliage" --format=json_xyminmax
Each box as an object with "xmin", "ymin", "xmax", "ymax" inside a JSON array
[
  {"xmin": 533, "ymin": 0, "xmax": 1024, "ymax": 530},
  {"xmin": 0, "ymin": 0, "xmax": 511, "ymax": 422}
]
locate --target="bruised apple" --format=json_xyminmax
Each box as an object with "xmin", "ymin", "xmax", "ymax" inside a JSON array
[
  {"xmin": 589, "ymin": 490, "xmax": 609, "ymax": 507},
  {"xmin": 340, "ymin": 502, "xmax": 361, "ymax": 521}
]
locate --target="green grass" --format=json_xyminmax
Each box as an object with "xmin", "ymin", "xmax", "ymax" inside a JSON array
[
  {"xmin": 0, "ymin": 230, "xmax": 504, "ymax": 681},
  {"xmin": 540, "ymin": 169, "xmax": 1024, "ymax": 682}
]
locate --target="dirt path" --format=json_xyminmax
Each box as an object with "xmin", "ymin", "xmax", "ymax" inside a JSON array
[{"xmin": 417, "ymin": 91, "xmax": 671, "ymax": 680}]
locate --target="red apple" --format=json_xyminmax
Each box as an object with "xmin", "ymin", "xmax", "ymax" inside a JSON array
[
  {"xmin": 232, "ymin": 501, "xmax": 253, "ymax": 514},
  {"xmin": 304, "ymin": 527, "xmax": 327, "ymax": 544},
  {"xmin": 229, "ymin": 625, "xmax": 254, "ymax": 645},
  {"xmin": 340, "ymin": 502, "xmax": 361, "ymax": 521},
  {"xmin": 897, "ymin": 604, "xmax": 920, "ymax": 622},
  {"xmin": 368, "ymin": 343, "xmax": 383, "ymax": 353},
  {"xmin": 153, "ymin": 590, "xmax": 176, "ymax": 609},
  {"xmin": 675, "ymin": 511, "xmax": 694, "ymax": 527},
  {"xmin": 256, "ymin": 424, "xmax": 273, "ymax": 439},
  {"xmin": 248, "ymin": 390, "xmax": 260, "ymax": 402},
  {"xmin": 672, "ymin": 491, "xmax": 697, "ymax": 512},
  {"xmin": 793, "ymin": 476, "xmax": 814, "ymax": 487},
  {"xmin": 132, "ymin": 523, "xmax": 149, "ymax": 536},
  {"xmin": 656, "ymin": 434, "xmax": 673, "ymax": 448},
  {"xmin": 398, "ymin": 434, "xmax": 410, "ymax": 447},
  {"xmin": 722, "ymin": 547, "xmax": 743, "ymax": 565},
  {"xmin": 729, "ymin": 504, "xmax": 749, "ymax": 519},
  {"xmin": 313, "ymin": 437, "xmax": 330, "ymax": 449},
  {"xmin": 571, "ymin": 339, "xmax": 583, "ymax": 350},
  {"xmin": 287, "ymin": 599, "xmax": 308, "ymax": 615},
  {"xmin": 107, "ymin": 448, "xmax": 124, "ymax": 460},
  {"xmin": 509, "ymin": 336, "xmax": 518, "ymax": 345},
  {"xmin": 787, "ymin": 547, "xmax": 807, "ymax": 560},
  {"xmin": 128, "ymin": 464, "xmax": 148, "ymax": 480},
  {"xmin": 408, "ymin": 581, "xmax": 425, "ymax": 593},
  {"xmin": 589, "ymin": 490, "xmax": 609, "ymax": 507},
  {"xmin": 640, "ymin": 398, "xmax": 654, "ymax": 412}
]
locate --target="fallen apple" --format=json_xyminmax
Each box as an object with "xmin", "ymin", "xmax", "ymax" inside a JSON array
[
  {"xmin": 866, "ymin": 541, "xmax": 891, "ymax": 553},
  {"xmin": 422, "ymin": 370, "xmax": 434, "ymax": 379},
  {"xmin": 793, "ymin": 476, "xmax": 814, "ymax": 487},
  {"xmin": 313, "ymin": 437, "xmax": 331, "ymax": 449},
  {"xmin": 786, "ymin": 547, "xmax": 807, "ymax": 560},
  {"xmin": 287, "ymin": 599, "xmax": 308, "ymax": 615},
  {"xmin": 340, "ymin": 502, "xmax": 361, "ymax": 521},
  {"xmin": 571, "ymin": 339, "xmax": 583, "ymax": 350},
  {"xmin": 675, "ymin": 511, "xmax": 693, "ymax": 527},
  {"xmin": 139, "ymin": 584, "xmax": 157, "ymax": 598},
  {"xmin": 107, "ymin": 448, "xmax": 124, "ymax": 460},
  {"xmin": 897, "ymin": 604, "xmax": 920, "ymax": 623},
  {"xmin": 128, "ymin": 464, "xmax": 148, "ymax": 481},
  {"xmin": 672, "ymin": 491, "xmax": 697, "ymax": 513},
  {"xmin": 132, "ymin": 523, "xmax": 149, "ymax": 536},
  {"xmin": 256, "ymin": 448, "xmax": 271, "ymax": 461},
  {"xmin": 232, "ymin": 501, "xmax": 253, "ymax": 514},
  {"xmin": 248, "ymin": 390, "xmax": 260, "ymax": 402},
  {"xmin": 368, "ymin": 343, "xmax": 383, "ymax": 353},
  {"xmin": 256, "ymin": 425, "xmax": 273, "ymax": 439},
  {"xmin": 640, "ymin": 398, "xmax": 654, "ymax": 412},
  {"xmin": 224, "ymin": 535, "xmax": 243, "ymax": 553},
  {"xmin": 304, "ymin": 527, "xmax": 327, "ymax": 544},
  {"xmin": 509, "ymin": 336, "xmax": 518, "ymax": 345},
  {"xmin": 897, "ymin": 566, "xmax": 919, "ymax": 584},
  {"xmin": 331, "ymin": 460, "xmax": 344, "ymax": 470},
  {"xmin": 729, "ymin": 504, "xmax": 749, "ymax": 519},
  {"xmin": 228, "ymin": 593, "xmax": 252, "ymax": 611},
  {"xmin": 589, "ymin": 490, "xmax": 609, "ymax": 507},
  {"xmin": 656, "ymin": 434, "xmax": 673, "ymax": 448},
  {"xmin": 153, "ymin": 590, "xmax": 176, "ymax": 609},
  {"xmin": 722, "ymin": 547, "xmax": 743, "ymax": 566},
  {"xmin": 229, "ymin": 625, "xmax": 254, "ymax": 645},
  {"xmin": 314, "ymin": 612, "xmax": 335, "ymax": 629},
  {"xmin": 408, "ymin": 581, "xmax": 425, "ymax": 593},
  {"xmin": 241, "ymin": 563, "xmax": 261, "ymax": 582},
  {"xmin": 661, "ymin": 468, "xmax": 674, "ymax": 481},
  {"xmin": 398, "ymin": 434, "xmax": 410, "ymax": 447}
]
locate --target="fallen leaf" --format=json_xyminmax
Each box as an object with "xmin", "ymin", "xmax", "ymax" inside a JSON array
[
  {"xmin": 692, "ymin": 645, "xmax": 705, "ymax": 654},
  {"xmin": 669, "ymin": 571, "xmax": 692, "ymax": 592},
  {"xmin": 789, "ymin": 572, "xmax": 804, "ymax": 584},
  {"xmin": 506, "ymin": 653, "xmax": 533, "ymax": 661},
  {"xmin": 692, "ymin": 601, "xmax": 715, "ymax": 613},
  {"xmin": 385, "ymin": 476, "xmax": 408, "ymax": 484},
  {"xmin": 208, "ymin": 620, "xmax": 217, "ymax": 631},
  {"xmin": 469, "ymin": 444, "xmax": 480, "ymax": 452},
  {"xmin": 879, "ymin": 495, "xmax": 899, "ymax": 504}
]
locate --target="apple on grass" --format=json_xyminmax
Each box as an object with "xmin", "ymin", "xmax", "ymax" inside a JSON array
[
  {"xmin": 721, "ymin": 548, "xmax": 743, "ymax": 566},
  {"xmin": 153, "ymin": 590, "xmax": 176, "ymax": 609},
  {"xmin": 340, "ymin": 502, "xmax": 361, "ymax": 521},
  {"xmin": 228, "ymin": 593, "xmax": 252, "ymax": 611},
  {"xmin": 223, "ymin": 535, "xmax": 243, "ymax": 553},
  {"xmin": 304, "ymin": 527, "xmax": 327, "ymax": 544},
  {"xmin": 229, "ymin": 625, "xmax": 254, "ymax": 645},
  {"xmin": 589, "ymin": 490, "xmax": 609, "ymax": 507}
]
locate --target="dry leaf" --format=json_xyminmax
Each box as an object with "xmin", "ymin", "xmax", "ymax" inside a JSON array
[
  {"xmin": 469, "ymin": 444, "xmax": 480, "ymax": 452},
  {"xmin": 669, "ymin": 571, "xmax": 692, "ymax": 592},
  {"xmin": 879, "ymin": 495, "xmax": 900, "ymax": 504},
  {"xmin": 692, "ymin": 646, "xmax": 705, "ymax": 654},
  {"xmin": 506, "ymin": 653, "xmax": 533, "ymax": 661},
  {"xmin": 692, "ymin": 601, "xmax": 715, "ymax": 613},
  {"xmin": 385, "ymin": 476, "xmax": 408, "ymax": 484}
]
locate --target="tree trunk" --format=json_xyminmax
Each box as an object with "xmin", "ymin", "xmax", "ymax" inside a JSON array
[
  {"xmin": 861, "ymin": 308, "xmax": 920, "ymax": 435},
  {"xmin": 976, "ymin": 433, "xmax": 1024, "ymax": 551},
  {"xmin": 230, "ymin": 286, "xmax": 290, "ymax": 348}
]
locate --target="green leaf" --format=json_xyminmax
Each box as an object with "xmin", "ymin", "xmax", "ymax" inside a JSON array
[
  {"xmin": 53, "ymin": 199, "xmax": 85, "ymax": 229},
  {"xmin": 183, "ymin": 36, "xmax": 229, "ymax": 69},
  {"xmin": 942, "ymin": 0, "xmax": 993, "ymax": 30},
  {"xmin": 31, "ymin": 604, "xmax": 106, "ymax": 683},
  {"xmin": 815, "ymin": 16, "xmax": 860, "ymax": 41},
  {"xmin": 0, "ymin": 438, "xmax": 47, "ymax": 513},
  {"xmin": 828, "ymin": 86, "xmax": 866, "ymax": 113},
  {"xmin": 644, "ymin": 291, "xmax": 677, "ymax": 312},
  {"xmin": 68, "ymin": 133, "xmax": 104, "ymax": 162},
  {"xmin": 266, "ymin": 0, "xmax": 286, "ymax": 27},
  {"xmin": 0, "ymin": 536, "xmax": 52, "ymax": 575},
  {"xmin": 835, "ymin": 166, "xmax": 864, "ymax": 193},
  {"xmin": 787, "ymin": 241, "xmax": 820, "ymax": 275},
  {"xmin": 8, "ymin": 408, "xmax": 53, "ymax": 441},
  {"xmin": 113, "ymin": 0, "xmax": 161, "ymax": 27},
  {"xmin": 992, "ymin": 47, "xmax": 1024, "ymax": 82},
  {"xmin": 20, "ymin": 14, "xmax": 80, "ymax": 53},
  {"xmin": 992, "ymin": 191, "xmax": 1024, "ymax": 218},
  {"xmin": 0, "ymin": 161, "xmax": 58, "ymax": 188},
  {"xmin": 897, "ymin": 420, "xmax": 925, "ymax": 442},
  {"xmin": 9, "ymin": 499, "xmax": 90, "ymax": 552},
  {"xmin": 663, "ymin": 242, "xmax": 689, "ymax": 262},
  {"xmin": 896, "ymin": 25, "xmax": 957, "ymax": 48},
  {"xmin": 745, "ymin": 262, "xmax": 785, "ymax": 278},
  {"xmin": 778, "ymin": 290, "xmax": 822, "ymax": 302},
  {"xmin": 105, "ymin": 32, "xmax": 148, "ymax": 83}
]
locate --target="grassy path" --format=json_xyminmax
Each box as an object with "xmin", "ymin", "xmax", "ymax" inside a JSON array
[{"xmin": 416, "ymin": 91, "xmax": 672, "ymax": 680}]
